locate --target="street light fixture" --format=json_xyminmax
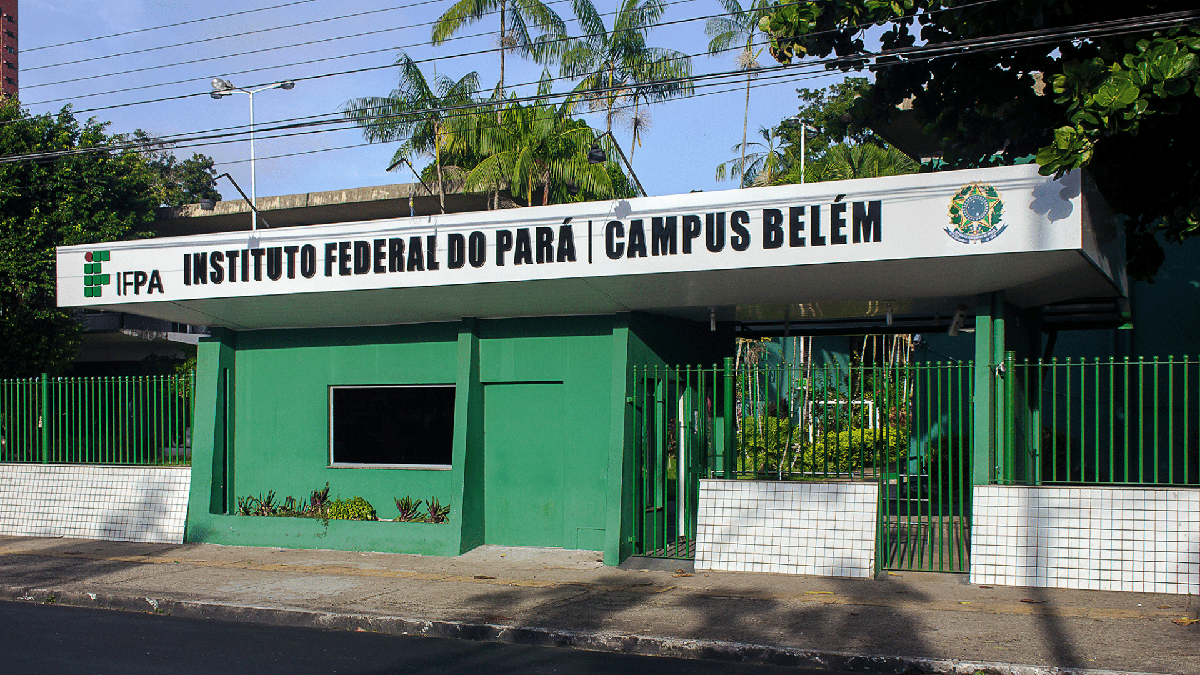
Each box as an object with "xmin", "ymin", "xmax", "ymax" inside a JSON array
[
  {"xmin": 209, "ymin": 78, "xmax": 295, "ymax": 230},
  {"xmin": 587, "ymin": 132, "xmax": 647, "ymax": 197}
]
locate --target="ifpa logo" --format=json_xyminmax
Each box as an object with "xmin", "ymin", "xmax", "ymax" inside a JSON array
[
  {"xmin": 946, "ymin": 183, "xmax": 1005, "ymax": 243},
  {"xmin": 82, "ymin": 250, "xmax": 111, "ymax": 297}
]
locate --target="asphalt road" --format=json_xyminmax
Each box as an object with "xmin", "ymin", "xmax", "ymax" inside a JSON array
[{"xmin": 2, "ymin": 601, "xmax": 848, "ymax": 675}]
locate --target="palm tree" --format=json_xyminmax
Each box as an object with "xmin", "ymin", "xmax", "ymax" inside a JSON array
[
  {"xmin": 706, "ymin": 0, "xmax": 772, "ymax": 187},
  {"xmin": 559, "ymin": 0, "xmax": 693, "ymax": 150},
  {"xmin": 812, "ymin": 143, "xmax": 919, "ymax": 182},
  {"xmin": 431, "ymin": 0, "xmax": 566, "ymax": 106},
  {"xmin": 461, "ymin": 74, "xmax": 616, "ymax": 205},
  {"xmin": 715, "ymin": 125, "xmax": 787, "ymax": 187},
  {"xmin": 783, "ymin": 142, "xmax": 918, "ymax": 185},
  {"xmin": 342, "ymin": 53, "xmax": 480, "ymax": 213}
]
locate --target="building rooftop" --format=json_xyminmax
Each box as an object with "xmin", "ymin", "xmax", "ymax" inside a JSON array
[{"xmin": 153, "ymin": 182, "xmax": 494, "ymax": 237}]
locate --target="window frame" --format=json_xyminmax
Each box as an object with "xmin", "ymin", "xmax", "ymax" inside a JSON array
[{"xmin": 327, "ymin": 384, "xmax": 455, "ymax": 470}]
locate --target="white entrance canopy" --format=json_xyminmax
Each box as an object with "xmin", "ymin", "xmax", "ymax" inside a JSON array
[{"xmin": 58, "ymin": 165, "xmax": 1126, "ymax": 330}]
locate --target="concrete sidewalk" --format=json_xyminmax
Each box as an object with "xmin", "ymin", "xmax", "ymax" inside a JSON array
[{"xmin": 0, "ymin": 536, "xmax": 1194, "ymax": 675}]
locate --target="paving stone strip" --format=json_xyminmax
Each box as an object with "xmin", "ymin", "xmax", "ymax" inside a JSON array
[{"xmin": 0, "ymin": 544, "xmax": 1183, "ymax": 622}]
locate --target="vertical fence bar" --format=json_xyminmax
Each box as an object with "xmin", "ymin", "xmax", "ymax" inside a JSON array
[
  {"xmin": 39, "ymin": 373, "xmax": 49, "ymax": 464},
  {"xmin": 1184, "ymin": 357, "xmax": 1191, "ymax": 485},
  {"xmin": 1153, "ymin": 356, "xmax": 1161, "ymax": 484},
  {"xmin": 1168, "ymin": 356, "xmax": 1175, "ymax": 485},
  {"xmin": 1137, "ymin": 358, "xmax": 1145, "ymax": 484},
  {"xmin": 1093, "ymin": 358, "xmax": 1100, "ymax": 484},
  {"xmin": 723, "ymin": 357, "xmax": 734, "ymax": 479}
]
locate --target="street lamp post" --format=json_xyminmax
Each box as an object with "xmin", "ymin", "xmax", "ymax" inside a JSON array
[
  {"xmin": 210, "ymin": 78, "xmax": 295, "ymax": 230},
  {"xmin": 785, "ymin": 116, "xmax": 817, "ymax": 184}
]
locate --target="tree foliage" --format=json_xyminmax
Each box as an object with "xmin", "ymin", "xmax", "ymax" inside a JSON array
[
  {"xmin": 128, "ymin": 130, "xmax": 221, "ymax": 207},
  {"xmin": 0, "ymin": 101, "xmax": 158, "ymax": 377},
  {"xmin": 706, "ymin": 0, "xmax": 773, "ymax": 182},
  {"xmin": 772, "ymin": 77, "xmax": 915, "ymax": 184},
  {"xmin": 431, "ymin": 0, "xmax": 566, "ymax": 97},
  {"xmin": 557, "ymin": 0, "xmax": 694, "ymax": 142},
  {"xmin": 459, "ymin": 76, "xmax": 624, "ymax": 205},
  {"xmin": 342, "ymin": 52, "xmax": 482, "ymax": 213},
  {"xmin": 715, "ymin": 125, "xmax": 788, "ymax": 186},
  {"xmin": 758, "ymin": 1, "xmax": 1200, "ymax": 278}
]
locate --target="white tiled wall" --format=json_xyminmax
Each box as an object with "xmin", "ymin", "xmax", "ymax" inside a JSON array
[
  {"xmin": 0, "ymin": 465, "xmax": 191, "ymax": 544},
  {"xmin": 971, "ymin": 485, "xmax": 1200, "ymax": 594},
  {"xmin": 695, "ymin": 480, "xmax": 877, "ymax": 578}
]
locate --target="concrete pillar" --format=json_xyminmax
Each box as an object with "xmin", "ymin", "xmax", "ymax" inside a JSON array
[
  {"xmin": 451, "ymin": 318, "xmax": 484, "ymax": 553},
  {"xmin": 606, "ymin": 314, "xmax": 632, "ymax": 566},
  {"xmin": 185, "ymin": 328, "xmax": 237, "ymax": 541},
  {"xmin": 973, "ymin": 293, "xmax": 1004, "ymax": 486}
]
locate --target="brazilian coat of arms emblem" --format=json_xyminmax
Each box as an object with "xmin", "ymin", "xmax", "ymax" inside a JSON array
[{"xmin": 946, "ymin": 182, "xmax": 1005, "ymax": 243}]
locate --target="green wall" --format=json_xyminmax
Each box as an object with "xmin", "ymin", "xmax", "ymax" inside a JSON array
[{"xmin": 184, "ymin": 313, "xmax": 728, "ymax": 564}]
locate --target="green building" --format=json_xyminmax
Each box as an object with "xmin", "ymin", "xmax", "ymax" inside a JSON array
[{"xmin": 58, "ymin": 164, "xmax": 1157, "ymax": 579}]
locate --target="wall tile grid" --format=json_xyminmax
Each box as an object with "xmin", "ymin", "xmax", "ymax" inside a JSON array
[
  {"xmin": 971, "ymin": 485, "xmax": 1200, "ymax": 594},
  {"xmin": 0, "ymin": 465, "xmax": 191, "ymax": 544},
  {"xmin": 695, "ymin": 479, "xmax": 878, "ymax": 578}
]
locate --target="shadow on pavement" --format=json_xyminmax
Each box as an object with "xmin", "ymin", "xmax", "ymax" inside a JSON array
[{"xmin": 0, "ymin": 536, "xmax": 183, "ymax": 588}]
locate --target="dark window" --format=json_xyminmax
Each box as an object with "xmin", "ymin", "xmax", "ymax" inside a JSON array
[{"xmin": 330, "ymin": 386, "xmax": 455, "ymax": 467}]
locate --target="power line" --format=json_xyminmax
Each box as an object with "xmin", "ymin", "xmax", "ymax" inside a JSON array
[
  {"xmin": 24, "ymin": 26, "xmax": 494, "ymax": 105},
  {"xmin": 94, "ymin": 0, "xmax": 1110, "ymax": 149},
  {"xmin": 4, "ymin": 57, "xmax": 826, "ymax": 164},
  {"xmin": 24, "ymin": 4, "xmax": 426, "ymax": 72},
  {"xmin": 215, "ymin": 67, "xmax": 841, "ymax": 169},
  {"xmin": 15, "ymin": 0, "xmax": 1007, "ymax": 121},
  {"xmin": 23, "ymin": 0, "xmax": 322, "ymax": 53},
  {"xmin": 22, "ymin": 0, "xmax": 699, "ymax": 103},
  {"xmin": 24, "ymin": 0, "xmax": 705, "ymax": 105},
  {"xmin": 16, "ymin": 0, "xmax": 718, "ymax": 117},
  {"xmin": 0, "ymin": 67, "xmax": 833, "ymax": 201},
  {"xmin": 24, "ymin": 0, "xmax": 594, "ymax": 82},
  {"xmin": 6, "ymin": 8, "xmax": 1195, "ymax": 164}
]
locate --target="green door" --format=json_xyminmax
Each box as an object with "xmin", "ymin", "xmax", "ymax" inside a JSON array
[{"xmin": 483, "ymin": 383, "xmax": 565, "ymax": 547}]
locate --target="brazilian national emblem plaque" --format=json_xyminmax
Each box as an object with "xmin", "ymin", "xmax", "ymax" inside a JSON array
[{"xmin": 946, "ymin": 182, "xmax": 1005, "ymax": 243}]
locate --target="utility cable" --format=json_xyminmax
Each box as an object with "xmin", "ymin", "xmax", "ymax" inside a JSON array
[
  {"xmin": 22, "ymin": 0, "xmax": 700, "ymax": 100},
  {"xmin": 4, "ymin": 8, "xmax": 1194, "ymax": 163},
  {"xmin": 23, "ymin": 0, "xmax": 322, "ymax": 53},
  {"xmin": 119, "ymin": 0, "xmax": 1149, "ymax": 150},
  {"xmin": 16, "ymin": 0, "xmax": 1010, "ymax": 119},
  {"xmin": 25, "ymin": 3, "xmax": 423, "ymax": 71}
]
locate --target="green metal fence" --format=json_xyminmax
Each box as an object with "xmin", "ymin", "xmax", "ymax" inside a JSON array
[
  {"xmin": 629, "ymin": 351, "xmax": 1197, "ymax": 566},
  {"xmin": 0, "ymin": 374, "xmax": 195, "ymax": 466},
  {"xmin": 628, "ymin": 357, "xmax": 975, "ymax": 570},
  {"xmin": 876, "ymin": 361, "xmax": 974, "ymax": 573},
  {"xmin": 1006, "ymin": 354, "xmax": 1200, "ymax": 486},
  {"xmin": 630, "ymin": 363, "xmax": 723, "ymax": 559}
]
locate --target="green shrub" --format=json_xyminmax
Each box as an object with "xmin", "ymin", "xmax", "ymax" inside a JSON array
[
  {"xmin": 426, "ymin": 496, "xmax": 450, "ymax": 524},
  {"xmin": 797, "ymin": 432, "xmax": 860, "ymax": 474},
  {"xmin": 394, "ymin": 496, "xmax": 424, "ymax": 522},
  {"xmin": 737, "ymin": 416, "xmax": 799, "ymax": 475},
  {"xmin": 326, "ymin": 496, "xmax": 377, "ymax": 521}
]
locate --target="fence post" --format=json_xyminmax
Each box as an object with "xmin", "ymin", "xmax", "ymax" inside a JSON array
[
  {"xmin": 723, "ymin": 357, "xmax": 734, "ymax": 479},
  {"xmin": 1003, "ymin": 351, "xmax": 1017, "ymax": 484},
  {"xmin": 39, "ymin": 373, "xmax": 49, "ymax": 464}
]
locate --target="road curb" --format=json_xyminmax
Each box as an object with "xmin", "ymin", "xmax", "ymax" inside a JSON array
[{"xmin": 0, "ymin": 585, "xmax": 1160, "ymax": 675}]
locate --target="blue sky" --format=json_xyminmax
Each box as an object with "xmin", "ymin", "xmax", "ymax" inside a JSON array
[{"xmin": 19, "ymin": 0, "xmax": 845, "ymax": 201}]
